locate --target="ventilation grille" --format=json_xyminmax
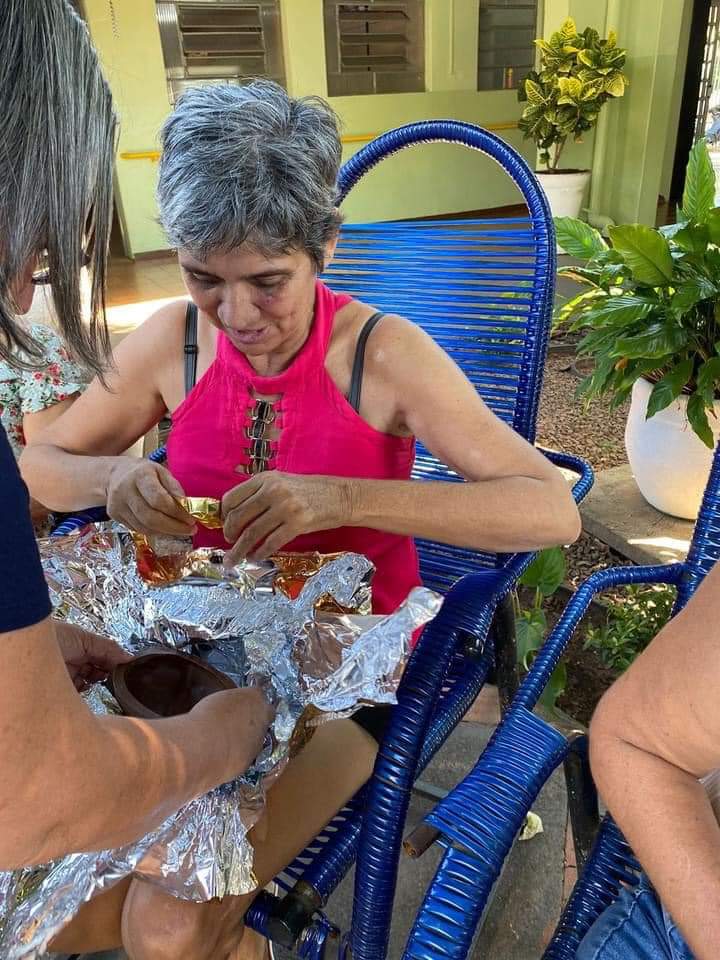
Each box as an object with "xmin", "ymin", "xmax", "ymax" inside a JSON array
[
  {"xmin": 324, "ymin": 1, "xmax": 425, "ymax": 97},
  {"xmin": 156, "ymin": 1, "xmax": 285, "ymax": 103},
  {"xmin": 478, "ymin": 0, "xmax": 538, "ymax": 91}
]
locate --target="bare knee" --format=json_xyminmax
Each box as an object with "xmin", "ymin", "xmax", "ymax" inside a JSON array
[{"xmin": 122, "ymin": 879, "xmax": 234, "ymax": 960}]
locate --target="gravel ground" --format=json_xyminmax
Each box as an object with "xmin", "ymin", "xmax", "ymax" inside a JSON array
[{"xmin": 536, "ymin": 353, "xmax": 629, "ymax": 471}]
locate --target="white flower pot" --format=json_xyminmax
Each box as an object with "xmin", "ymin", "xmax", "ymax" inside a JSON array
[
  {"xmin": 625, "ymin": 377, "xmax": 720, "ymax": 520},
  {"xmin": 536, "ymin": 170, "xmax": 591, "ymax": 253}
]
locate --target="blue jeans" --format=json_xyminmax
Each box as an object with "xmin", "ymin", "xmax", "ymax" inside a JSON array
[{"xmin": 577, "ymin": 874, "xmax": 694, "ymax": 960}]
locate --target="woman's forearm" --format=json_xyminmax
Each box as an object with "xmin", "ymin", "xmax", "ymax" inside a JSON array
[
  {"xmin": 592, "ymin": 726, "xmax": 720, "ymax": 960},
  {"xmin": 0, "ymin": 622, "xmax": 269, "ymax": 869},
  {"xmin": 20, "ymin": 443, "xmax": 122, "ymax": 511},
  {"xmin": 344, "ymin": 474, "xmax": 580, "ymax": 552}
]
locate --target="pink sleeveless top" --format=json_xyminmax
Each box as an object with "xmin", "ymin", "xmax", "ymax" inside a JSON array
[{"xmin": 166, "ymin": 281, "xmax": 421, "ymax": 614}]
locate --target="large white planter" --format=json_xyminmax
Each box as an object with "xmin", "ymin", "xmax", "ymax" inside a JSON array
[
  {"xmin": 536, "ymin": 170, "xmax": 591, "ymax": 253},
  {"xmin": 625, "ymin": 377, "xmax": 720, "ymax": 520}
]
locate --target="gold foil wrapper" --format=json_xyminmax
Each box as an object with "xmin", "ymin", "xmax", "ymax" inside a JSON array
[
  {"xmin": 132, "ymin": 533, "xmax": 192, "ymax": 586},
  {"xmin": 270, "ymin": 552, "xmax": 343, "ymax": 599},
  {"xmin": 131, "ymin": 536, "xmax": 368, "ymax": 614},
  {"xmin": 287, "ymin": 704, "xmax": 324, "ymax": 758},
  {"xmin": 179, "ymin": 497, "xmax": 223, "ymax": 530}
]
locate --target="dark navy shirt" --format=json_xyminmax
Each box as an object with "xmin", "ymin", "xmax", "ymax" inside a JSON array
[{"xmin": 0, "ymin": 425, "xmax": 51, "ymax": 631}]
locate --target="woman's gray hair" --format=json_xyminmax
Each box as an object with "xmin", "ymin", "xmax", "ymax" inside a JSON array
[
  {"xmin": 158, "ymin": 81, "xmax": 343, "ymax": 269},
  {"xmin": 0, "ymin": 0, "xmax": 116, "ymax": 375}
]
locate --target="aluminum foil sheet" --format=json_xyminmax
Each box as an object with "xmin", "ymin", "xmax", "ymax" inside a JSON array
[{"xmin": 0, "ymin": 526, "xmax": 441, "ymax": 958}]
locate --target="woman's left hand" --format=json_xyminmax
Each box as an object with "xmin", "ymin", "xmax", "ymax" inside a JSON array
[
  {"xmin": 221, "ymin": 472, "xmax": 352, "ymax": 565},
  {"xmin": 54, "ymin": 621, "xmax": 132, "ymax": 691}
]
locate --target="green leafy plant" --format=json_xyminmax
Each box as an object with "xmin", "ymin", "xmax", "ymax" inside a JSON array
[
  {"xmin": 554, "ymin": 140, "xmax": 720, "ymax": 447},
  {"xmin": 584, "ymin": 584, "xmax": 675, "ymax": 672},
  {"xmin": 513, "ymin": 547, "xmax": 567, "ymax": 710},
  {"xmin": 517, "ymin": 18, "xmax": 628, "ymax": 171}
]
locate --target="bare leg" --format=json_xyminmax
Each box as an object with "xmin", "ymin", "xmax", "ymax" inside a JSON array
[
  {"xmin": 122, "ymin": 718, "xmax": 378, "ymax": 959},
  {"xmin": 48, "ymin": 877, "xmax": 131, "ymax": 953}
]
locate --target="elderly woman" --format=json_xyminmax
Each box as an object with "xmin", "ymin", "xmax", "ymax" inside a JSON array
[{"xmin": 23, "ymin": 81, "xmax": 580, "ymax": 958}]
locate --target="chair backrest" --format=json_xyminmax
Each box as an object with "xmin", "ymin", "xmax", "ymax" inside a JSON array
[
  {"xmin": 675, "ymin": 438, "xmax": 720, "ymax": 609},
  {"xmin": 322, "ymin": 121, "xmax": 555, "ymax": 593}
]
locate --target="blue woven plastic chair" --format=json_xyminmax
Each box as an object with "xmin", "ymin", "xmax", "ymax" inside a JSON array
[
  {"xmin": 401, "ymin": 443, "xmax": 720, "ymax": 960},
  {"xmin": 54, "ymin": 121, "xmax": 593, "ymax": 960}
]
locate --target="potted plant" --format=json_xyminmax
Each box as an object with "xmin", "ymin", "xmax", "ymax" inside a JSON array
[
  {"xmin": 517, "ymin": 18, "xmax": 628, "ymax": 225},
  {"xmin": 554, "ymin": 140, "xmax": 720, "ymax": 520}
]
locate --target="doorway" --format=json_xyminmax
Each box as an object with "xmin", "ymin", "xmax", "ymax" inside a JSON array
[{"xmin": 671, "ymin": 0, "xmax": 720, "ymax": 204}]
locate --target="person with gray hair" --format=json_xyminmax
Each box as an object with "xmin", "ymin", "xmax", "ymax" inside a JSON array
[
  {"xmin": 0, "ymin": 1, "xmax": 273, "ymax": 945},
  {"xmin": 24, "ymin": 78, "xmax": 580, "ymax": 957}
]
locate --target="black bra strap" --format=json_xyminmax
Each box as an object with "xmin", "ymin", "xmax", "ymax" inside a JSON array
[
  {"xmin": 348, "ymin": 312, "xmax": 385, "ymax": 414},
  {"xmin": 184, "ymin": 302, "xmax": 199, "ymax": 397}
]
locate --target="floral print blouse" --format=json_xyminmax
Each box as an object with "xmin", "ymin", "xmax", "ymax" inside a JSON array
[{"xmin": 0, "ymin": 323, "xmax": 88, "ymax": 460}]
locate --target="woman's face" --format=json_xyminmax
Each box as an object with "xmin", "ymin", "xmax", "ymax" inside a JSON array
[{"xmin": 178, "ymin": 243, "xmax": 333, "ymax": 358}]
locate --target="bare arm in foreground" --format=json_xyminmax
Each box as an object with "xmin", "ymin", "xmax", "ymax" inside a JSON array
[
  {"xmin": 0, "ymin": 617, "xmax": 272, "ymax": 869},
  {"xmin": 590, "ymin": 561, "xmax": 720, "ymax": 960}
]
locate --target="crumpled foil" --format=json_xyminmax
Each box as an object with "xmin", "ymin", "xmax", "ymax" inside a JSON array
[{"xmin": 0, "ymin": 526, "xmax": 441, "ymax": 959}]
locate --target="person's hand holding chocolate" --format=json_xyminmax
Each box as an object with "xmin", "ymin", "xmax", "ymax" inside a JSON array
[
  {"xmin": 106, "ymin": 459, "xmax": 197, "ymax": 537},
  {"xmin": 221, "ymin": 471, "xmax": 353, "ymax": 566},
  {"xmin": 54, "ymin": 621, "xmax": 132, "ymax": 691}
]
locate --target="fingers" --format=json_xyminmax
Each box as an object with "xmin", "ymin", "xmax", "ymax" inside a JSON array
[
  {"xmin": 247, "ymin": 524, "xmax": 293, "ymax": 563},
  {"xmin": 81, "ymin": 632, "xmax": 133, "ymax": 671},
  {"xmin": 221, "ymin": 478, "xmax": 262, "ymax": 529},
  {"xmin": 156, "ymin": 468, "xmax": 187, "ymax": 501},
  {"xmin": 136, "ymin": 468, "xmax": 196, "ymax": 532},
  {"xmin": 224, "ymin": 509, "xmax": 279, "ymax": 566},
  {"xmin": 109, "ymin": 464, "xmax": 196, "ymax": 536},
  {"xmin": 222, "ymin": 485, "xmax": 267, "ymax": 544}
]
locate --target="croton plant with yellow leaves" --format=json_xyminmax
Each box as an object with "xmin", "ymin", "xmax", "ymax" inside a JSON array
[{"xmin": 518, "ymin": 18, "xmax": 628, "ymax": 172}]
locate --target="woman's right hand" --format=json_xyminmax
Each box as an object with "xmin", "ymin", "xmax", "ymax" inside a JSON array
[{"xmin": 106, "ymin": 459, "xmax": 197, "ymax": 536}]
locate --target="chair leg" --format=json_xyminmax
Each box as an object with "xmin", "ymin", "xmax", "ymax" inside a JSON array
[
  {"xmin": 493, "ymin": 593, "xmax": 519, "ymax": 713},
  {"xmin": 563, "ymin": 734, "xmax": 600, "ymax": 871}
]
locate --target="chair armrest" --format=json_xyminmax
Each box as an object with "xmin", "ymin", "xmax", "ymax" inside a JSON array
[
  {"xmin": 403, "ymin": 707, "xmax": 569, "ymax": 960},
  {"xmin": 51, "ymin": 506, "xmax": 109, "ymax": 537},
  {"xmin": 514, "ymin": 562, "xmax": 686, "ymax": 712},
  {"xmin": 539, "ymin": 447, "xmax": 595, "ymax": 505},
  {"xmin": 350, "ymin": 568, "xmax": 516, "ymax": 959}
]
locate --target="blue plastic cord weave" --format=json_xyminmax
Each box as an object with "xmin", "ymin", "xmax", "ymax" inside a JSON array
[
  {"xmin": 324, "ymin": 120, "xmax": 559, "ymax": 596},
  {"xmin": 410, "ymin": 439, "xmax": 720, "ymax": 960},
  {"xmin": 404, "ymin": 706, "xmax": 567, "ymax": 960},
  {"xmin": 543, "ymin": 438, "xmax": 720, "ymax": 956}
]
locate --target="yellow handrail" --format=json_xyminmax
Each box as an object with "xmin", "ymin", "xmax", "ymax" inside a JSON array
[{"xmin": 119, "ymin": 121, "xmax": 519, "ymax": 161}]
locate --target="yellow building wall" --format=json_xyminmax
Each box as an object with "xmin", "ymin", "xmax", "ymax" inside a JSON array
[
  {"xmin": 84, "ymin": 0, "xmax": 537, "ymax": 256},
  {"xmin": 85, "ymin": 0, "xmax": 693, "ymax": 256}
]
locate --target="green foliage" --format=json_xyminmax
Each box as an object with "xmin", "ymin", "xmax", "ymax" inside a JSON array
[
  {"xmin": 514, "ymin": 548, "xmax": 567, "ymax": 710},
  {"xmin": 584, "ymin": 585, "xmax": 675, "ymax": 672},
  {"xmin": 554, "ymin": 140, "xmax": 720, "ymax": 448},
  {"xmin": 517, "ymin": 19, "xmax": 628, "ymax": 171}
]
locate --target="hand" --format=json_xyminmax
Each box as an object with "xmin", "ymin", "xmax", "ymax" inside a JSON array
[
  {"xmin": 106, "ymin": 458, "xmax": 197, "ymax": 537},
  {"xmin": 191, "ymin": 687, "xmax": 275, "ymax": 781},
  {"xmin": 221, "ymin": 472, "xmax": 352, "ymax": 565},
  {"xmin": 54, "ymin": 621, "xmax": 132, "ymax": 691}
]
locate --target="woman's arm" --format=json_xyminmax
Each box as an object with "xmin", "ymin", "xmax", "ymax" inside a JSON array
[
  {"xmin": 23, "ymin": 395, "xmax": 77, "ymax": 443},
  {"xmin": 589, "ymin": 562, "xmax": 720, "ymax": 960},
  {"xmin": 222, "ymin": 316, "xmax": 580, "ymax": 562},
  {"xmin": 367, "ymin": 316, "xmax": 580, "ymax": 548},
  {"xmin": 20, "ymin": 304, "xmax": 195, "ymax": 535},
  {"xmin": 24, "ymin": 398, "xmax": 78, "ymax": 521},
  {"xmin": 0, "ymin": 617, "xmax": 273, "ymax": 868}
]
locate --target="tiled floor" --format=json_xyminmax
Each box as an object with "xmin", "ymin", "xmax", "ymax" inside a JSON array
[
  {"xmin": 107, "ymin": 254, "xmax": 185, "ymax": 307},
  {"xmin": 105, "ymin": 255, "xmax": 187, "ymax": 348}
]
